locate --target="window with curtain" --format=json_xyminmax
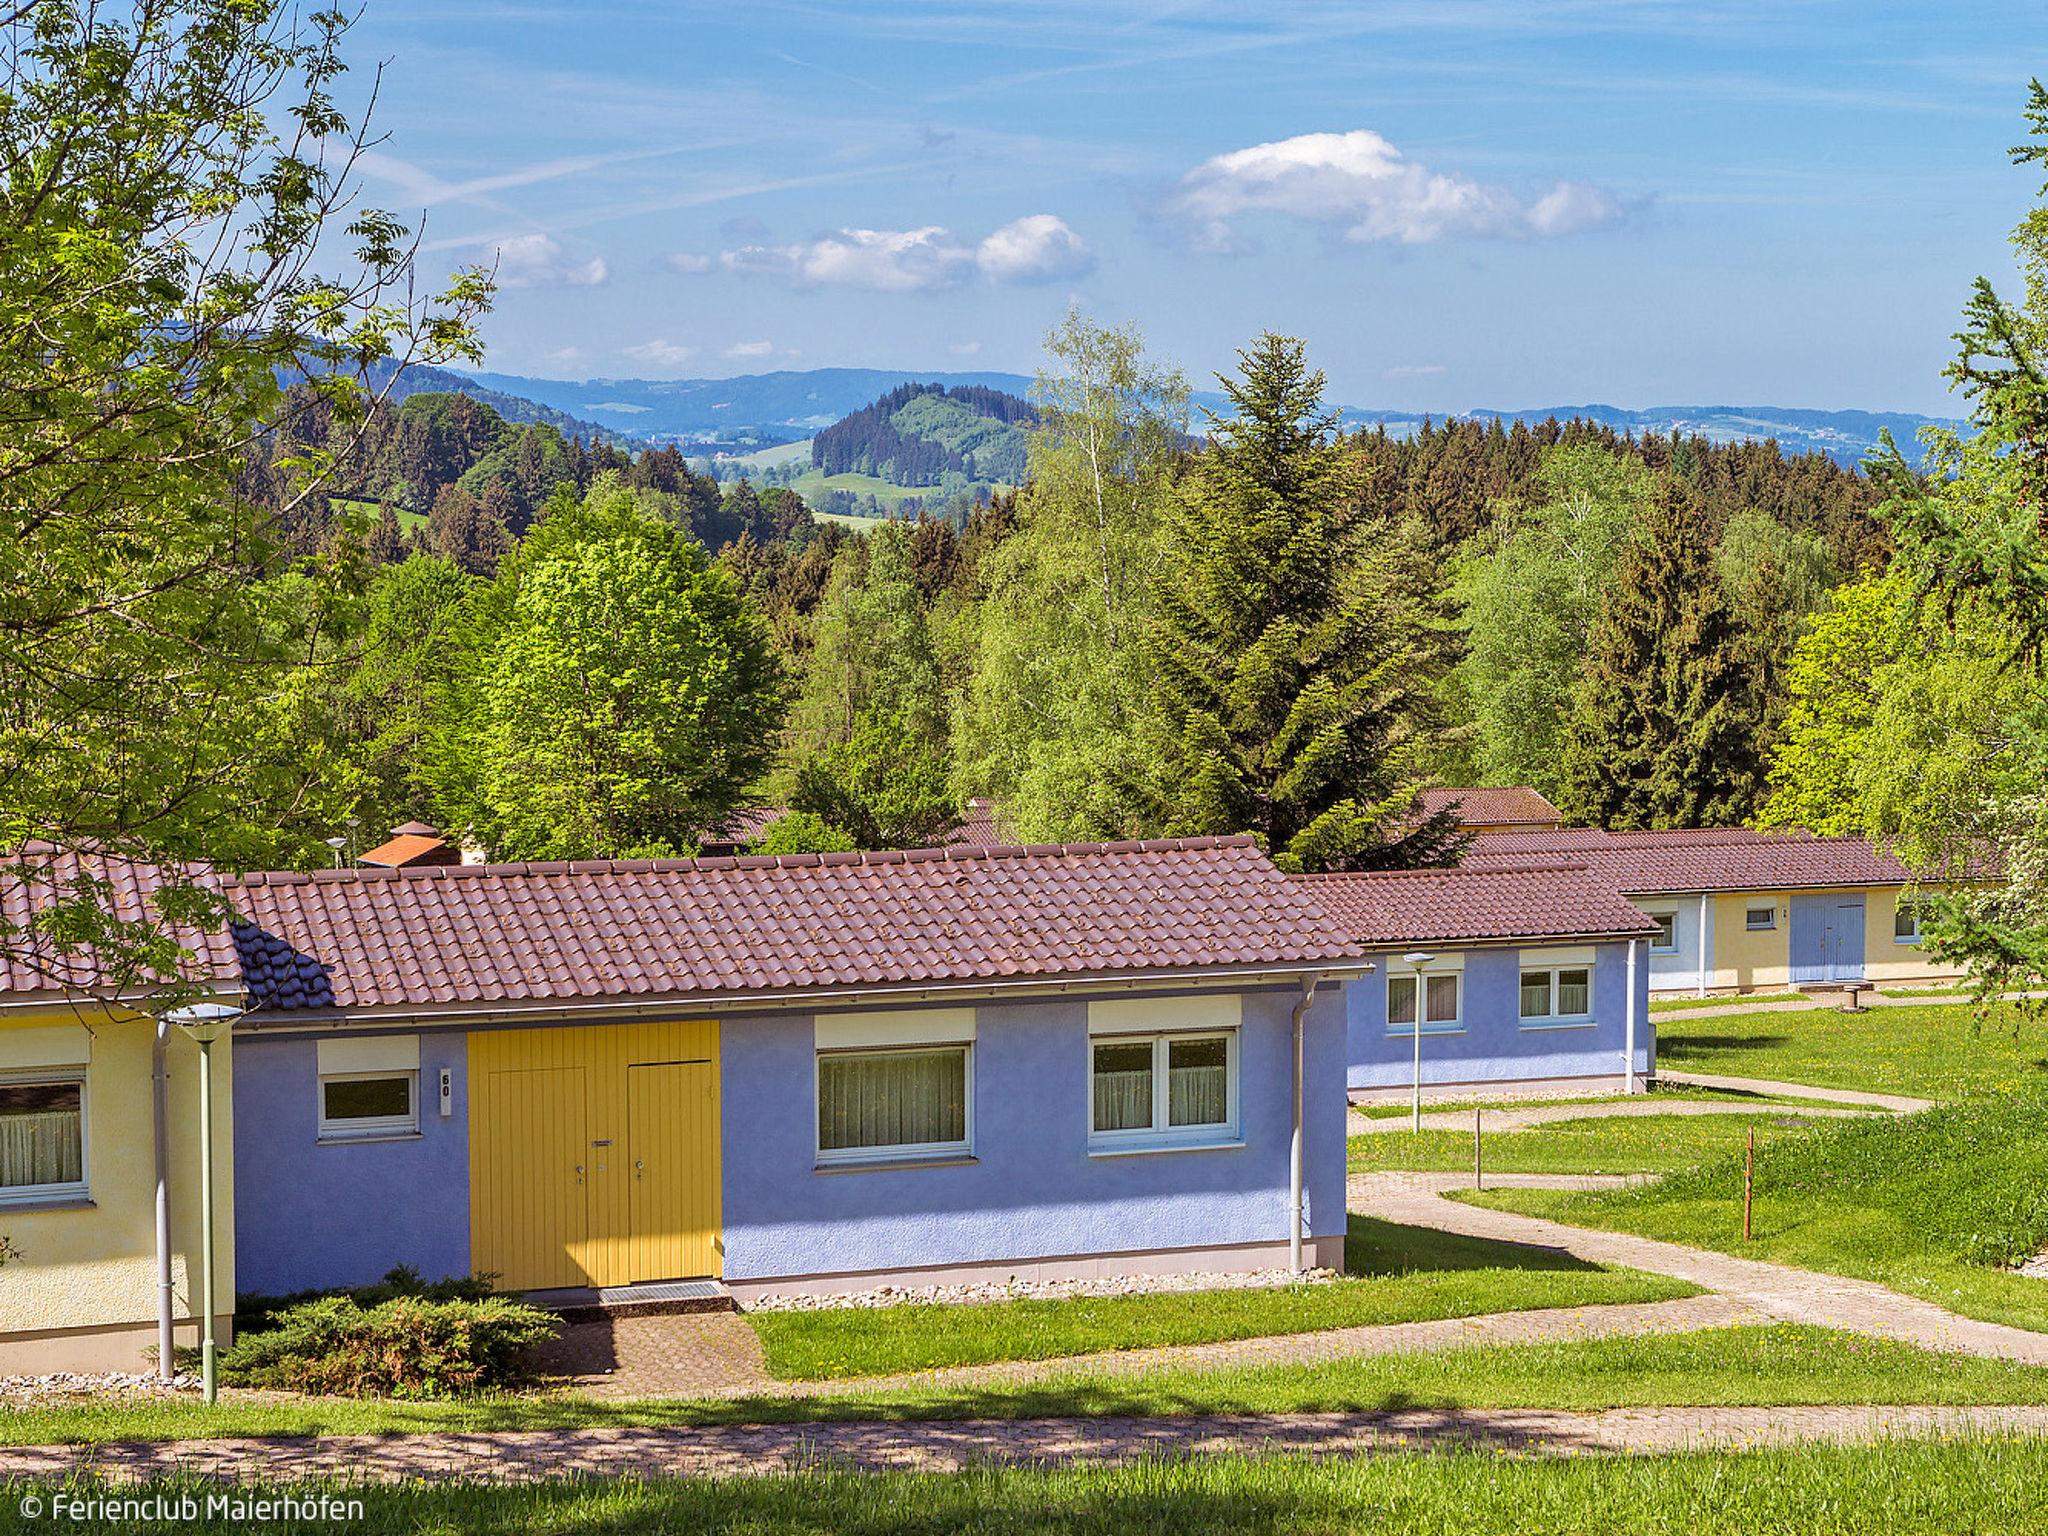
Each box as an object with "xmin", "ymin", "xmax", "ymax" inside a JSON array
[
  {"xmin": 0, "ymin": 1077, "xmax": 85, "ymax": 1200},
  {"xmin": 1520, "ymin": 965, "xmax": 1596, "ymax": 1024},
  {"xmin": 817, "ymin": 1046, "xmax": 969, "ymax": 1162},
  {"xmin": 1387, "ymin": 972, "xmax": 1461, "ymax": 1033},
  {"xmin": 1090, "ymin": 1032, "xmax": 1236, "ymax": 1148},
  {"xmin": 1649, "ymin": 912, "xmax": 1677, "ymax": 952}
]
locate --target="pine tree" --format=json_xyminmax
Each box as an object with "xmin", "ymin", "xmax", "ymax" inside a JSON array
[
  {"xmin": 367, "ymin": 500, "xmax": 405, "ymax": 564},
  {"xmin": 1557, "ymin": 478, "xmax": 1768, "ymax": 828},
  {"xmin": 1147, "ymin": 333, "xmax": 1462, "ymax": 871}
]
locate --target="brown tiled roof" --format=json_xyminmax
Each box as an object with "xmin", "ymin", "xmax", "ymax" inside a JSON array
[
  {"xmin": 1460, "ymin": 827, "xmax": 1926, "ymax": 894},
  {"xmin": 1417, "ymin": 787, "xmax": 1563, "ymax": 829},
  {"xmin": 226, "ymin": 837, "xmax": 1362, "ymax": 1015},
  {"xmin": 1300, "ymin": 860, "xmax": 1658, "ymax": 946},
  {"xmin": 951, "ymin": 799, "xmax": 1008, "ymax": 850},
  {"xmin": 0, "ymin": 847, "xmax": 235, "ymax": 1000}
]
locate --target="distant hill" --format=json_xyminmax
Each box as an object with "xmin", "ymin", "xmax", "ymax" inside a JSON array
[
  {"xmin": 442, "ymin": 365, "xmax": 1961, "ymax": 469},
  {"xmin": 812, "ymin": 382, "xmax": 1033, "ymax": 486},
  {"xmin": 366, "ymin": 359, "xmax": 617, "ymax": 442}
]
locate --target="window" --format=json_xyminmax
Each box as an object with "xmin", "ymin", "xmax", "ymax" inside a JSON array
[
  {"xmin": 1387, "ymin": 970, "xmax": 1462, "ymax": 1034},
  {"xmin": 1746, "ymin": 906, "xmax": 1777, "ymax": 931},
  {"xmin": 0, "ymin": 1075, "xmax": 86, "ymax": 1205},
  {"xmin": 1648, "ymin": 911, "xmax": 1678, "ymax": 953},
  {"xmin": 1090, "ymin": 1032, "xmax": 1238, "ymax": 1150},
  {"xmin": 817, "ymin": 1046, "xmax": 971, "ymax": 1164},
  {"xmin": 1519, "ymin": 951, "xmax": 1596, "ymax": 1028},
  {"xmin": 318, "ymin": 1072, "xmax": 417, "ymax": 1141},
  {"xmin": 1894, "ymin": 900, "xmax": 1925, "ymax": 944}
]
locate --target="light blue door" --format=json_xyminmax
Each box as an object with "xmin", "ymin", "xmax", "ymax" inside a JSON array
[{"xmin": 1790, "ymin": 894, "xmax": 1865, "ymax": 982}]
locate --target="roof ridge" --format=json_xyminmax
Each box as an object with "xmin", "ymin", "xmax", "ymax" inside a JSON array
[
  {"xmin": 1300, "ymin": 858, "xmax": 1593, "ymax": 880},
  {"xmin": 223, "ymin": 834, "xmax": 1264, "ymax": 888}
]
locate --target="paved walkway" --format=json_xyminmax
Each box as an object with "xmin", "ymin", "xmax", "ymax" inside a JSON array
[
  {"xmin": 1349, "ymin": 1172, "xmax": 2048, "ymax": 1365},
  {"xmin": 12, "ymin": 1403, "xmax": 2048, "ymax": 1482},
  {"xmin": 532, "ymin": 1312, "xmax": 771, "ymax": 1400},
  {"xmin": 1653, "ymin": 1070, "xmax": 1934, "ymax": 1114},
  {"xmin": 1350, "ymin": 1097, "xmax": 1878, "ymax": 1137}
]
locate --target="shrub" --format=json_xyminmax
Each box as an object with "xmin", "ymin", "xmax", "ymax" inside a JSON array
[
  {"xmin": 219, "ymin": 1294, "xmax": 559, "ymax": 1398},
  {"xmin": 235, "ymin": 1264, "xmax": 498, "ymax": 1336}
]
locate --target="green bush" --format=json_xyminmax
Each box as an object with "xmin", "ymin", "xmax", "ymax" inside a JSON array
[
  {"xmin": 235, "ymin": 1264, "xmax": 497, "ymax": 1336},
  {"xmin": 218, "ymin": 1294, "xmax": 559, "ymax": 1398}
]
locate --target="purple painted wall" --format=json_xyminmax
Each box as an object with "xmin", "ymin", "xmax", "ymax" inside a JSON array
[
  {"xmin": 232, "ymin": 1032, "xmax": 471, "ymax": 1295},
  {"xmin": 1344, "ymin": 941, "xmax": 1652, "ymax": 1091},
  {"xmin": 720, "ymin": 988, "xmax": 1348, "ymax": 1283}
]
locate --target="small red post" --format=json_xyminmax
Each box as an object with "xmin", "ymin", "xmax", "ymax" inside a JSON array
[{"xmin": 1742, "ymin": 1127, "xmax": 1755, "ymax": 1242}]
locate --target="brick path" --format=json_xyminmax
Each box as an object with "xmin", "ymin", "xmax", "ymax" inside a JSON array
[
  {"xmin": 1652, "ymin": 1070, "xmax": 1934, "ymax": 1113},
  {"xmin": 530, "ymin": 1312, "xmax": 769, "ymax": 1400},
  {"xmin": 9, "ymin": 1403, "xmax": 2048, "ymax": 1482},
  {"xmin": 1349, "ymin": 1172, "xmax": 2048, "ymax": 1365},
  {"xmin": 1350, "ymin": 1098, "xmax": 1879, "ymax": 1137}
]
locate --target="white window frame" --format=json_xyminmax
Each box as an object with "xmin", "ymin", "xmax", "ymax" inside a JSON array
[
  {"xmin": 1645, "ymin": 908, "xmax": 1679, "ymax": 955},
  {"xmin": 1894, "ymin": 898, "xmax": 1925, "ymax": 945},
  {"xmin": 316, "ymin": 1069, "xmax": 420, "ymax": 1143},
  {"xmin": 0, "ymin": 1068, "xmax": 90, "ymax": 1208},
  {"xmin": 1384, "ymin": 955, "xmax": 1465, "ymax": 1037},
  {"xmin": 1087, "ymin": 1028, "xmax": 1241, "ymax": 1154},
  {"xmin": 1745, "ymin": 905, "xmax": 1777, "ymax": 931},
  {"xmin": 814, "ymin": 1041, "xmax": 975, "ymax": 1168},
  {"xmin": 1518, "ymin": 947, "xmax": 1598, "ymax": 1031}
]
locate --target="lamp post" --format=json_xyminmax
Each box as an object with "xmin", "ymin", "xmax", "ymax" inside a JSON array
[
  {"xmin": 167, "ymin": 1002, "xmax": 240, "ymax": 1404},
  {"xmin": 1403, "ymin": 951, "xmax": 1435, "ymax": 1133}
]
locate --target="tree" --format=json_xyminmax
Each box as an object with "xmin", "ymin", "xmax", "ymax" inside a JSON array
[
  {"xmin": 951, "ymin": 310, "xmax": 1189, "ymax": 839},
  {"xmin": 1557, "ymin": 479, "xmax": 1768, "ymax": 828},
  {"xmin": 786, "ymin": 522, "xmax": 956, "ymax": 849},
  {"xmin": 1147, "ymin": 334, "xmax": 1462, "ymax": 871},
  {"xmin": 431, "ymin": 478, "xmax": 784, "ymax": 860},
  {"xmin": 0, "ymin": 2, "xmax": 487, "ymax": 985},
  {"xmin": 1454, "ymin": 445, "xmax": 1653, "ymax": 797},
  {"xmin": 748, "ymin": 811, "xmax": 856, "ymax": 856}
]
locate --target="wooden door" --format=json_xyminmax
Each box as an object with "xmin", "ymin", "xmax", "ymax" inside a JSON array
[
  {"xmin": 626, "ymin": 1060, "xmax": 721, "ymax": 1282},
  {"xmin": 472, "ymin": 1066, "xmax": 590, "ymax": 1289}
]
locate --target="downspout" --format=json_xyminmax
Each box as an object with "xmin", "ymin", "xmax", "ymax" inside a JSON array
[
  {"xmin": 1623, "ymin": 939, "xmax": 1640, "ymax": 1096},
  {"xmin": 1697, "ymin": 892, "xmax": 1711, "ymax": 998},
  {"xmin": 152, "ymin": 1018, "xmax": 174, "ymax": 1381},
  {"xmin": 1289, "ymin": 973, "xmax": 1320, "ymax": 1274}
]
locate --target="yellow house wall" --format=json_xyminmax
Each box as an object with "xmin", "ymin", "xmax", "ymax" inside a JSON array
[
  {"xmin": 1708, "ymin": 892, "xmax": 1793, "ymax": 993},
  {"xmin": 1863, "ymin": 887, "xmax": 1970, "ymax": 985},
  {"xmin": 0, "ymin": 1004, "xmax": 235, "ymax": 1350}
]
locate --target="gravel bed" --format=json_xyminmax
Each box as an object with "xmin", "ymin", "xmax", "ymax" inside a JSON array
[
  {"xmin": 744, "ymin": 1266, "xmax": 1341, "ymax": 1313},
  {"xmin": 0, "ymin": 1370, "xmax": 197, "ymax": 1404}
]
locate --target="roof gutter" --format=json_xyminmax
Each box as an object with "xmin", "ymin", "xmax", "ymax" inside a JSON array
[{"xmin": 227, "ymin": 957, "xmax": 1380, "ymax": 1036}]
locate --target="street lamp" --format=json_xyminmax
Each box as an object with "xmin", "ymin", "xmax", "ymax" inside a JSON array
[
  {"xmin": 167, "ymin": 1001, "xmax": 241, "ymax": 1404},
  {"xmin": 1403, "ymin": 952, "xmax": 1435, "ymax": 1133}
]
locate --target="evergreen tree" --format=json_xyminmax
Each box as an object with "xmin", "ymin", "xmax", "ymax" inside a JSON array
[
  {"xmin": 1147, "ymin": 333, "xmax": 1462, "ymax": 871},
  {"xmin": 1557, "ymin": 478, "xmax": 1768, "ymax": 828}
]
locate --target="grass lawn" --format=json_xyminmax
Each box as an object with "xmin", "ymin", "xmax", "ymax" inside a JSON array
[
  {"xmin": 7, "ymin": 1325, "xmax": 2048, "ymax": 1446},
  {"xmin": 746, "ymin": 1216, "xmax": 1695, "ymax": 1381},
  {"xmin": 1349, "ymin": 1109, "xmax": 1835, "ymax": 1176},
  {"xmin": 1651, "ymin": 991, "xmax": 1811, "ymax": 1011},
  {"xmin": 1463, "ymin": 1087, "xmax": 2048, "ymax": 1334},
  {"xmin": 1656, "ymin": 1001, "xmax": 2048, "ymax": 1099},
  {"xmin": 1349, "ymin": 1084, "xmax": 1815, "ymax": 1120},
  {"xmin": 7, "ymin": 1438, "xmax": 2048, "ymax": 1535}
]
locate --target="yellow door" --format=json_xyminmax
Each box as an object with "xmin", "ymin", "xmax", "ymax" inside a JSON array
[
  {"xmin": 627, "ymin": 1061, "xmax": 721, "ymax": 1281},
  {"xmin": 473, "ymin": 1066, "xmax": 589, "ymax": 1289},
  {"xmin": 470, "ymin": 1021, "xmax": 720, "ymax": 1290}
]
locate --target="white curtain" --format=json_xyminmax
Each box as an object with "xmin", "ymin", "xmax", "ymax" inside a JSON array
[
  {"xmin": 0, "ymin": 1109, "xmax": 82, "ymax": 1189},
  {"xmin": 1167, "ymin": 1039, "xmax": 1227, "ymax": 1126},
  {"xmin": 1557, "ymin": 969, "xmax": 1591, "ymax": 1015},
  {"xmin": 1520, "ymin": 973, "xmax": 1552, "ymax": 1018},
  {"xmin": 1092, "ymin": 1042, "xmax": 1153, "ymax": 1132},
  {"xmin": 818, "ymin": 1049, "xmax": 965, "ymax": 1152}
]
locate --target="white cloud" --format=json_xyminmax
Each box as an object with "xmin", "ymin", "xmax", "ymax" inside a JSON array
[
  {"xmin": 975, "ymin": 214, "xmax": 1093, "ymax": 284},
  {"xmin": 492, "ymin": 233, "xmax": 608, "ymax": 288},
  {"xmin": 544, "ymin": 346, "xmax": 586, "ymax": 366},
  {"xmin": 724, "ymin": 226, "xmax": 975, "ymax": 293},
  {"xmin": 720, "ymin": 215, "xmax": 1091, "ymax": 292},
  {"xmin": 663, "ymin": 251, "xmax": 714, "ymax": 274},
  {"xmin": 949, "ymin": 340, "xmax": 983, "ymax": 357},
  {"xmin": 724, "ymin": 339, "xmax": 775, "ymax": 359},
  {"xmin": 1167, "ymin": 130, "xmax": 1621, "ymax": 249},
  {"xmin": 623, "ymin": 339, "xmax": 694, "ymax": 367},
  {"xmin": 1382, "ymin": 363, "xmax": 1447, "ymax": 380}
]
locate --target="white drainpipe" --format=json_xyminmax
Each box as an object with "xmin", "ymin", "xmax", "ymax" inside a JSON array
[
  {"xmin": 1623, "ymin": 939, "xmax": 1640, "ymax": 1095},
  {"xmin": 152, "ymin": 1018, "xmax": 174, "ymax": 1380},
  {"xmin": 1697, "ymin": 891, "xmax": 1711, "ymax": 998},
  {"xmin": 1289, "ymin": 974, "xmax": 1320, "ymax": 1273}
]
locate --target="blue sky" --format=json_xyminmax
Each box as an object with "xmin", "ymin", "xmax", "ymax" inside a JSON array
[{"xmin": 345, "ymin": 1, "xmax": 2044, "ymax": 414}]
